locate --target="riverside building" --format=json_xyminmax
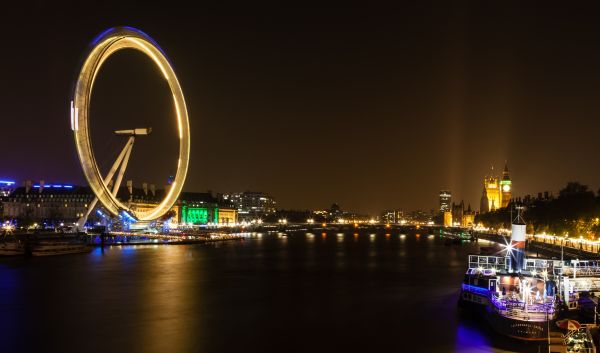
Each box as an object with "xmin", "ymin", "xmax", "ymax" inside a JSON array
[
  {"xmin": 480, "ymin": 163, "xmax": 512, "ymax": 213},
  {"xmin": 1, "ymin": 180, "xmax": 237, "ymax": 227}
]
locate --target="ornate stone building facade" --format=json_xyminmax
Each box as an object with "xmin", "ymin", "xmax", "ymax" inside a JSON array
[{"xmin": 480, "ymin": 163, "xmax": 512, "ymax": 213}]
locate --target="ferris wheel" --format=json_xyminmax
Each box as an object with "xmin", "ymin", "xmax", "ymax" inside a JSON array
[{"xmin": 70, "ymin": 27, "xmax": 190, "ymax": 225}]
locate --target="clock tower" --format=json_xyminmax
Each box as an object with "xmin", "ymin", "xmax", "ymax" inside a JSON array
[{"xmin": 500, "ymin": 162, "xmax": 512, "ymax": 208}]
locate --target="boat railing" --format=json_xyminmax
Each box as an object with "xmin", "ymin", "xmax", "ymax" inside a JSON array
[
  {"xmin": 462, "ymin": 284, "xmax": 491, "ymax": 296},
  {"xmin": 490, "ymin": 295, "xmax": 555, "ymax": 318},
  {"xmin": 492, "ymin": 305, "xmax": 555, "ymax": 321},
  {"xmin": 563, "ymin": 266, "xmax": 600, "ymax": 278},
  {"xmin": 493, "ymin": 308, "xmax": 553, "ymax": 321},
  {"xmin": 568, "ymin": 277, "xmax": 600, "ymax": 292},
  {"xmin": 524, "ymin": 258, "xmax": 563, "ymax": 274},
  {"xmin": 468, "ymin": 255, "xmax": 508, "ymax": 271}
]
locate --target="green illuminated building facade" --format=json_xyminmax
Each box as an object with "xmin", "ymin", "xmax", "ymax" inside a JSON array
[{"xmin": 181, "ymin": 205, "xmax": 219, "ymax": 225}]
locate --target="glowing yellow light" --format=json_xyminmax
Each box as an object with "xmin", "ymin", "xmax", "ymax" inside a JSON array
[
  {"xmin": 128, "ymin": 38, "xmax": 169, "ymax": 80},
  {"xmin": 173, "ymin": 93, "xmax": 183, "ymax": 139},
  {"xmin": 72, "ymin": 27, "xmax": 190, "ymax": 222}
]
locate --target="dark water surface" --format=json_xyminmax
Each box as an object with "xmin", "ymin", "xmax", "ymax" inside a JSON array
[{"xmin": 0, "ymin": 232, "xmax": 540, "ymax": 353}]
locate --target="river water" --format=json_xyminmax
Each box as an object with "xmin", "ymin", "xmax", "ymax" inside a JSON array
[{"xmin": 0, "ymin": 231, "xmax": 542, "ymax": 353}]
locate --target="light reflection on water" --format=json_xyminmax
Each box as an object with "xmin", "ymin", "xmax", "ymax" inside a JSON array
[
  {"xmin": 0, "ymin": 232, "xmax": 538, "ymax": 353},
  {"xmin": 138, "ymin": 246, "xmax": 201, "ymax": 353},
  {"xmin": 456, "ymin": 320, "xmax": 494, "ymax": 353},
  {"xmin": 0, "ymin": 264, "xmax": 20, "ymax": 352}
]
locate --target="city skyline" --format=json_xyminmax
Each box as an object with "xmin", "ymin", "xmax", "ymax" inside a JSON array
[
  {"xmin": 4, "ymin": 5, "xmax": 600, "ymax": 353},
  {"xmin": 2, "ymin": 4, "xmax": 600, "ymax": 214},
  {"xmin": 1, "ymin": 167, "xmax": 592, "ymax": 217}
]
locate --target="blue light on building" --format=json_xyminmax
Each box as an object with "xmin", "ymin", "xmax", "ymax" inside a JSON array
[{"xmin": 32, "ymin": 184, "xmax": 74, "ymax": 189}]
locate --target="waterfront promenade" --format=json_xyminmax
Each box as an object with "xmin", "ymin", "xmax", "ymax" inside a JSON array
[
  {"xmin": 6, "ymin": 222, "xmax": 600, "ymax": 259},
  {"xmin": 475, "ymin": 231, "xmax": 600, "ymax": 259}
]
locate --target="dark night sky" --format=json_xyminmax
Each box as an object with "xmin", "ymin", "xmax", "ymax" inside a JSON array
[{"xmin": 2, "ymin": 2, "xmax": 600, "ymax": 214}]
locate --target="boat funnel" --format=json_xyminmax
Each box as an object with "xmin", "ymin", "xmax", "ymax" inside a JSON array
[{"xmin": 509, "ymin": 206, "xmax": 526, "ymax": 272}]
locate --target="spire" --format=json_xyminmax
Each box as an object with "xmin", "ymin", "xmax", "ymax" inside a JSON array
[{"xmin": 502, "ymin": 160, "xmax": 510, "ymax": 180}]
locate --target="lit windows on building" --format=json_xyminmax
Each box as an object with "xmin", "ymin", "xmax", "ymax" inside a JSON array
[
  {"xmin": 439, "ymin": 190, "xmax": 451, "ymax": 212},
  {"xmin": 218, "ymin": 191, "xmax": 276, "ymax": 221}
]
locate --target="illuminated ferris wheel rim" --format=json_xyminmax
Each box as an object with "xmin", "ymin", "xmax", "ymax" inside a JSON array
[{"xmin": 71, "ymin": 26, "xmax": 190, "ymax": 222}]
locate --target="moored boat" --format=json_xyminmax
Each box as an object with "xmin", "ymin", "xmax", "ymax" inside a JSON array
[
  {"xmin": 0, "ymin": 240, "xmax": 26, "ymax": 256},
  {"xmin": 31, "ymin": 240, "xmax": 92, "ymax": 256},
  {"xmin": 459, "ymin": 256, "xmax": 558, "ymax": 340},
  {"xmin": 459, "ymin": 206, "xmax": 560, "ymax": 341}
]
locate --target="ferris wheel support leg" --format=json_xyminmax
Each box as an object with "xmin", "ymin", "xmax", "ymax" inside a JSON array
[
  {"xmin": 112, "ymin": 136, "xmax": 135, "ymax": 196},
  {"xmin": 77, "ymin": 137, "xmax": 136, "ymax": 230}
]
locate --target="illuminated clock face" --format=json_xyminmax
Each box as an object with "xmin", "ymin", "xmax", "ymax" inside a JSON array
[{"xmin": 502, "ymin": 184, "xmax": 511, "ymax": 192}]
